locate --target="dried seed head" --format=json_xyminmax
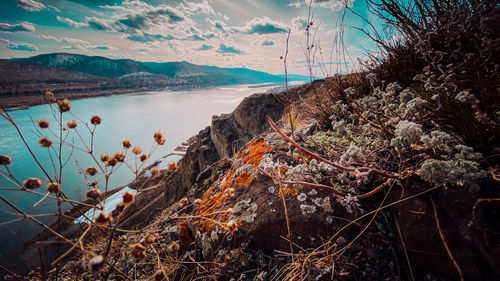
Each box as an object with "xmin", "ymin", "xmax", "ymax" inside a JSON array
[
  {"xmin": 179, "ymin": 197, "xmax": 188, "ymax": 206},
  {"xmin": 23, "ymin": 178, "xmax": 42, "ymax": 189},
  {"xmin": 47, "ymin": 182, "xmax": 61, "ymax": 193},
  {"xmin": 0, "ymin": 155, "xmax": 11, "ymax": 165},
  {"xmin": 280, "ymin": 56, "xmax": 283, "ymax": 60},
  {"xmin": 122, "ymin": 139, "xmax": 132, "ymax": 149},
  {"xmin": 114, "ymin": 152, "xmax": 125, "ymax": 162},
  {"xmin": 153, "ymin": 131, "xmax": 163, "ymax": 141},
  {"xmin": 130, "ymin": 243, "xmax": 147, "ymax": 258},
  {"xmin": 167, "ymin": 161, "xmax": 178, "ymax": 173},
  {"xmin": 157, "ymin": 136, "xmax": 166, "ymax": 145},
  {"xmin": 37, "ymin": 118, "xmax": 50, "ymax": 129},
  {"xmin": 166, "ymin": 241, "xmax": 179, "ymax": 255},
  {"xmin": 86, "ymin": 188, "xmax": 102, "ymax": 200},
  {"xmin": 153, "ymin": 269, "xmax": 166, "ymax": 281},
  {"xmin": 85, "ymin": 167, "xmax": 98, "ymax": 176},
  {"xmin": 45, "ymin": 91, "xmax": 56, "ymax": 103},
  {"xmin": 151, "ymin": 167, "xmax": 159, "ymax": 177},
  {"xmin": 87, "ymin": 255, "xmax": 105, "ymax": 273},
  {"xmin": 122, "ymin": 191, "xmax": 135, "ymax": 207},
  {"xmin": 105, "ymin": 157, "xmax": 118, "ymax": 167},
  {"xmin": 94, "ymin": 211, "xmax": 113, "ymax": 226},
  {"xmin": 193, "ymin": 198, "xmax": 202, "ymax": 208},
  {"xmin": 140, "ymin": 153, "xmax": 148, "ymax": 162},
  {"xmin": 67, "ymin": 120, "xmax": 77, "ymax": 129},
  {"xmin": 57, "ymin": 99, "xmax": 71, "ymax": 112},
  {"xmin": 132, "ymin": 145, "xmax": 142, "ymax": 155},
  {"xmin": 100, "ymin": 153, "xmax": 110, "ymax": 163},
  {"xmin": 38, "ymin": 136, "xmax": 53, "ymax": 147},
  {"xmin": 90, "ymin": 115, "xmax": 102, "ymax": 125},
  {"xmin": 141, "ymin": 234, "xmax": 157, "ymax": 246},
  {"xmin": 89, "ymin": 179, "xmax": 98, "ymax": 187}
]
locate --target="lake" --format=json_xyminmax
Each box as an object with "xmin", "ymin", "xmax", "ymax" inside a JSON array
[{"xmin": 0, "ymin": 83, "xmax": 279, "ymax": 260}]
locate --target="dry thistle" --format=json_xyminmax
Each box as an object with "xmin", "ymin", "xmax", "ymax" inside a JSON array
[
  {"xmin": 130, "ymin": 243, "xmax": 147, "ymax": 258},
  {"xmin": 94, "ymin": 211, "xmax": 113, "ymax": 226},
  {"xmin": 0, "ymin": 155, "xmax": 11, "ymax": 165},
  {"xmin": 100, "ymin": 153, "xmax": 110, "ymax": 163},
  {"xmin": 87, "ymin": 255, "xmax": 105, "ymax": 273},
  {"xmin": 37, "ymin": 118, "xmax": 50, "ymax": 129},
  {"xmin": 57, "ymin": 99, "xmax": 71, "ymax": 113},
  {"xmin": 23, "ymin": 178, "xmax": 42, "ymax": 189},
  {"xmin": 122, "ymin": 191, "xmax": 135, "ymax": 207},
  {"xmin": 38, "ymin": 136, "xmax": 53, "ymax": 147},
  {"xmin": 132, "ymin": 145, "xmax": 142, "ymax": 155},
  {"xmin": 46, "ymin": 182, "xmax": 61, "ymax": 193},
  {"xmin": 66, "ymin": 120, "xmax": 77, "ymax": 129},
  {"xmin": 85, "ymin": 167, "xmax": 98, "ymax": 176},
  {"xmin": 140, "ymin": 153, "xmax": 148, "ymax": 162},
  {"xmin": 45, "ymin": 91, "xmax": 56, "ymax": 103},
  {"xmin": 153, "ymin": 269, "xmax": 166, "ymax": 281},
  {"xmin": 167, "ymin": 161, "xmax": 178, "ymax": 173},
  {"xmin": 157, "ymin": 136, "xmax": 166, "ymax": 145},
  {"xmin": 122, "ymin": 139, "xmax": 132, "ymax": 149},
  {"xmin": 105, "ymin": 157, "xmax": 118, "ymax": 167},
  {"xmin": 166, "ymin": 241, "xmax": 179, "ymax": 255},
  {"xmin": 114, "ymin": 152, "xmax": 126, "ymax": 162},
  {"xmin": 179, "ymin": 197, "xmax": 189, "ymax": 206},
  {"xmin": 89, "ymin": 179, "xmax": 98, "ymax": 187},
  {"xmin": 154, "ymin": 131, "xmax": 166, "ymax": 145},
  {"xmin": 151, "ymin": 167, "xmax": 159, "ymax": 177},
  {"xmin": 90, "ymin": 115, "xmax": 102, "ymax": 125},
  {"xmin": 115, "ymin": 201, "xmax": 125, "ymax": 213},
  {"xmin": 86, "ymin": 188, "xmax": 102, "ymax": 200}
]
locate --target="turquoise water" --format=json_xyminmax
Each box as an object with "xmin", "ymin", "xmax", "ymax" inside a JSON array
[{"xmin": 0, "ymin": 84, "xmax": 276, "ymax": 260}]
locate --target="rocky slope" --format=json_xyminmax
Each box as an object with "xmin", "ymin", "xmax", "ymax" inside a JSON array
[{"xmin": 6, "ymin": 75, "xmax": 499, "ymax": 280}]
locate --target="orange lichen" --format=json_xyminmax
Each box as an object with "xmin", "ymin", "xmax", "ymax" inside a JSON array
[
  {"xmin": 234, "ymin": 170, "xmax": 254, "ymax": 187},
  {"xmin": 278, "ymin": 186, "xmax": 298, "ymax": 197},
  {"xmin": 238, "ymin": 137, "xmax": 273, "ymax": 167}
]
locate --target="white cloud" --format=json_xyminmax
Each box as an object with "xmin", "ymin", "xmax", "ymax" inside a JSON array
[
  {"xmin": 0, "ymin": 22, "xmax": 35, "ymax": 32},
  {"xmin": 310, "ymin": 0, "xmax": 354, "ymax": 11},
  {"xmin": 287, "ymin": 1, "xmax": 303, "ymax": 8},
  {"xmin": 0, "ymin": 38, "xmax": 38, "ymax": 51},
  {"xmin": 38, "ymin": 35, "xmax": 114, "ymax": 51},
  {"xmin": 16, "ymin": 0, "xmax": 45, "ymax": 12},
  {"xmin": 56, "ymin": 16, "xmax": 87, "ymax": 28},
  {"xmin": 233, "ymin": 17, "xmax": 288, "ymax": 34}
]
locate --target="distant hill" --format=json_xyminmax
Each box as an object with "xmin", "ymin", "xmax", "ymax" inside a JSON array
[{"xmin": 7, "ymin": 53, "xmax": 311, "ymax": 86}]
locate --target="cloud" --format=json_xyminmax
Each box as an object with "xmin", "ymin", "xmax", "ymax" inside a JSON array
[
  {"xmin": 234, "ymin": 17, "xmax": 288, "ymax": 34},
  {"xmin": 260, "ymin": 39, "xmax": 275, "ymax": 46},
  {"xmin": 0, "ymin": 38, "xmax": 37, "ymax": 51},
  {"xmin": 196, "ymin": 44, "xmax": 213, "ymax": 51},
  {"xmin": 216, "ymin": 44, "xmax": 245, "ymax": 54},
  {"xmin": 0, "ymin": 22, "xmax": 35, "ymax": 32},
  {"xmin": 57, "ymin": 16, "xmax": 87, "ymax": 28},
  {"xmin": 287, "ymin": 1, "xmax": 303, "ymax": 8},
  {"xmin": 126, "ymin": 33, "xmax": 175, "ymax": 42},
  {"xmin": 38, "ymin": 34, "xmax": 114, "ymax": 50},
  {"xmin": 292, "ymin": 16, "xmax": 309, "ymax": 30},
  {"xmin": 304, "ymin": 0, "xmax": 354, "ymax": 10},
  {"xmin": 16, "ymin": 0, "xmax": 45, "ymax": 12}
]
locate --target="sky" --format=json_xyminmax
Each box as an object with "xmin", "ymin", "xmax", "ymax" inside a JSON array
[{"xmin": 0, "ymin": 0, "xmax": 385, "ymax": 75}]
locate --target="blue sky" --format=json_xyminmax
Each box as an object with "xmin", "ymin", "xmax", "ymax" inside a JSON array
[{"xmin": 0, "ymin": 0, "xmax": 384, "ymax": 75}]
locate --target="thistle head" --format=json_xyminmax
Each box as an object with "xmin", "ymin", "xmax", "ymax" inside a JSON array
[
  {"xmin": 57, "ymin": 99, "xmax": 71, "ymax": 113},
  {"xmin": 23, "ymin": 178, "xmax": 42, "ymax": 189},
  {"xmin": 140, "ymin": 153, "xmax": 148, "ymax": 162},
  {"xmin": 132, "ymin": 145, "xmax": 142, "ymax": 155},
  {"xmin": 86, "ymin": 188, "xmax": 102, "ymax": 200},
  {"xmin": 47, "ymin": 182, "xmax": 61, "ymax": 193},
  {"xmin": 122, "ymin": 191, "xmax": 135, "ymax": 207},
  {"xmin": 90, "ymin": 115, "xmax": 102, "ymax": 125},
  {"xmin": 0, "ymin": 155, "xmax": 11, "ymax": 165},
  {"xmin": 38, "ymin": 136, "xmax": 53, "ymax": 147},
  {"xmin": 94, "ymin": 211, "xmax": 113, "ymax": 226},
  {"xmin": 85, "ymin": 167, "xmax": 98, "ymax": 176},
  {"xmin": 37, "ymin": 118, "xmax": 50, "ymax": 129},
  {"xmin": 122, "ymin": 139, "xmax": 132, "ymax": 149},
  {"xmin": 67, "ymin": 120, "xmax": 77, "ymax": 129},
  {"xmin": 45, "ymin": 91, "xmax": 56, "ymax": 103},
  {"xmin": 114, "ymin": 152, "xmax": 125, "ymax": 162}
]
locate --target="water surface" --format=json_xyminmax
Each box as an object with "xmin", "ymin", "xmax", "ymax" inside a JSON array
[{"xmin": 0, "ymin": 84, "xmax": 276, "ymax": 259}]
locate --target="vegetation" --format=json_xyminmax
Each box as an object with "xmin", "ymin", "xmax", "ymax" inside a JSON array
[{"xmin": 1, "ymin": 0, "xmax": 499, "ymax": 280}]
